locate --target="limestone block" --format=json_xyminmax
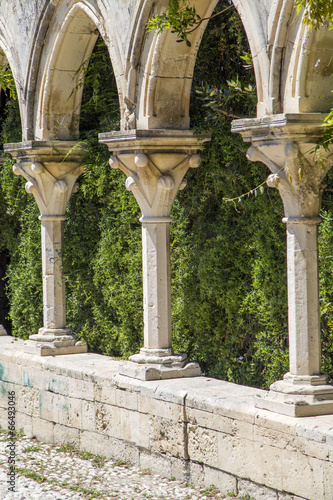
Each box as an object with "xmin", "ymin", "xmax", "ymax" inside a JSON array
[
  {"xmin": 152, "ymin": 381, "xmax": 188, "ymax": 405},
  {"xmin": 216, "ymin": 433, "xmax": 283, "ymax": 489},
  {"xmin": 150, "ymin": 415, "xmax": 185, "ymax": 457},
  {"xmin": 293, "ymin": 434, "xmax": 330, "ymax": 462},
  {"xmin": 48, "ymin": 375, "xmax": 70, "ymax": 396},
  {"xmin": 80, "ymin": 401, "xmax": 95, "ymax": 432},
  {"xmin": 54, "ymin": 423, "xmax": 80, "ymax": 447},
  {"xmin": 15, "ymin": 412, "xmax": 33, "ymax": 438},
  {"xmin": 116, "ymin": 388, "xmax": 138, "ymax": 411},
  {"xmin": 187, "ymin": 425, "xmax": 219, "ymax": 468},
  {"xmin": 57, "ymin": 394, "xmax": 81, "ymax": 428},
  {"xmin": 279, "ymin": 450, "xmax": 326, "ymax": 499},
  {"xmin": 138, "ymin": 394, "xmax": 183, "ymax": 421},
  {"xmin": 0, "ymin": 361, "xmax": 22, "ymax": 385},
  {"xmin": 16, "ymin": 386, "xmax": 39, "ymax": 417},
  {"xmin": 80, "ymin": 431, "xmax": 140, "ymax": 464},
  {"xmin": 323, "ymin": 460, "xmax": 333, "ymax": 499},
  {"xmin": 32, "ymin": 417, "xmax": 54, "ymax": 442},
  {"xmin": 68, "ymin": 377, "xmax": 94, "ymax": 401},
  {"xmin": 39, "ymin": 390, "xmax": 60, "ymax": 422},
  {"xmin": 108, "ymin": 436, "xmax": 140, "ymax": 465},
  {"xmin": 94, "ymin": 383, "xmax": 117, "ymax": 406},
  {"xmin": 22, "ymin": 367, "xmax": 49, "ymax": 391},
  {"xmin": 95, "ymin": 402, "xmax": 116, "ymax": 435},
  {"xmin": 0, "ymin": 406, "xmax": 7, "ymax": 428},
  {"xmin": 170, "ymin": 457, "xmax": 189, "ymax": 482},
  {"xmin": 203, "ymin": 466, "xmax": 237, "ymax": 496},
  {"xmin": 238, "ymin": 479, "xmax": 278, "ymax": 500},
  {"xmin": 0, "ymin": 381, "xmax": 14, "ymax": 408},
  {"xmin": 253, "ymin": 424, "xmax": 296, "ymax": 452},
  {"xmin": 139, "ymin": 450, "xmax": 172, "ymax": 478},
  {"xmin": 80, "ymin": 430, "xmax": 112, "ymax": 457},
  {"xmin": 254, "ymin": 409, "xmax": 298, "ymax": 435},
  {"xmin": 188, "ymin": 461, "xmax": 204, "ymax": 485},
  {"xmin": 186, "ymin": 407, "xmax": 233, "ymax": 434},
  {"xmin": 123, "ymin": 408, "xmax": 151, "ymax": 449}
]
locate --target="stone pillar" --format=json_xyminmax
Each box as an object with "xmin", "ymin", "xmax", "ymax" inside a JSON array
[
  {"xmin": 5, "ymin": 141, "xmax": 87, "ymax": 356},
  {"xmin": 232, "ymin": 114, "xmax": 333, "ymax": 416},
  {"xmin": 99, "ymin": 130, "xmax": 208, "ymax": 380}
]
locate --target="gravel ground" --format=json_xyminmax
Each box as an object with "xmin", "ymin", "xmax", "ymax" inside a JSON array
[{"xmin": 0, "ymin": 430, "xmax": 251, "ymax": 500}]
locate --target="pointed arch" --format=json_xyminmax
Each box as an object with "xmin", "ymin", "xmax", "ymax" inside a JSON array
[
  {"xmin": 0, "ymin": 18, "xmax": 24, "ymax": 139},
  {"xmin": 27, "ymin": 0, "xmax": 126, "ymax": 140}
]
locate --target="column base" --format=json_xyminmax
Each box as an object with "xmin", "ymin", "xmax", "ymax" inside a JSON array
[
  {"xmin": 25, "ymin": 328, "xmax": 87, "ymax": 356},
  {"xmin": 255, "ymin": 373, "xmax": 333, "ymax": 417},
  {"xmin": 119, "ymin": 348, "xmax": 201, "ymax": 380}
]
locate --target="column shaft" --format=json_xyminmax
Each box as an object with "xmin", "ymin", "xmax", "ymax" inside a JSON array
[
  {"xmin": 142, "ymin": 221, "xmax": 171, "ymax": 350},
  {"xmin": 41, "ymin": 216, "xmax": 66, "ymax": 332},
  {"xmin": 286, "ymin": 220, "xmax": 321, "ymax": 376}
]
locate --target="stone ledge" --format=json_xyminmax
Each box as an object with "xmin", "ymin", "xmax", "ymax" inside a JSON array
[{"xmin": 0, "ymin": 337, "xmax": 332, "ymax": 499}]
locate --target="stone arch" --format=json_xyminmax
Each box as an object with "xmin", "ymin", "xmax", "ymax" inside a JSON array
[
  {"xmin": 0, "ymin": 19, "xmax": 24, "ymax": 137},
  {"xmin": 28, "ymin": 0, "xmax": 126, "ymax": 141},
  {"xmin": 129, "ymin": 0, "xmax": 283, "ymax": 129},
  {"xmin": 130, "ymin": 0, "xmax": 333, "ymax": 129}
]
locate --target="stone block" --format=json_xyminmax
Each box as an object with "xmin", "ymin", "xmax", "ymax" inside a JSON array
[
  {"xmin": 253, "ymin": 424, "xmax": 295, "ymax": 452},
  {"xmin": 57, "ymin": 394, "xmax": 81, "ymax": 428},
  {"xmin": 15, "ymin": 412, "xmax": 33, "ymax": 438},
  {"xmin": 68, "ymin": 377, "xmax": 94, "ymax": 401},
  {"xmin": 280, "ymin": 450, "xmax": 326, "ymax": 499},
  {"xmin": 170, "ymin": 456, "xmax": 189, "ymax": 482},
  {"xmin": 39, "ymin": 390, "xmax": 59, "ymax": 422},
  {"xmin": 32, "ymin": 417, "xmax": 54, "ymax": 442},
  {"xmin": 0, "ymin": 406, "xmax": 7, "ymax": 428},
  {"xmin": 0, "ymin": 361, "xmax": 22, "ymax": 385},
  {"xmin": 48, "ymin": 375, "xmax": 70, "ymax": 396},
  {"xmin": 16, "ymin": 386, "xmax": 39, "ymax": 417},
  {"xmin": 116, "ymin": 388, "xmax": 138, "ymax": 411},
  {"xmin": 187, "ymin": 425, "xmax": 219, "ymax": 468},
  {"xmin": 22, "ymin": 367, "xmax": 48, "ymax": 391},
  {"xmin": 150, "ymin": 415, "xmax": 185, "ymax": 457},
  {"xmin": 139, "ymin": 450, "xmax": 172, "ymax": 478},
  {"xmin": 95, "ymin": 402, "xmax": 116, "ymax": 435},
  {"xmin": 189, "ymin": 461, "xmax": 204, "ymax": 485},
  {"xmin": 238, "ymin": 479, "xmax": 278, "ymax": 500},
  {"xmin": 0, "ymin": 381, "xmax": 14, "ymax": 408},
  {"xmin": 81, "ymin": 400, "xmax": 96, "ymax": 431},
  {"xmin": 108, "ymin": 436, "xmax": 140, "ymax": 465},
  {"xmin": 203, "ymin": 466, "xmax": 237, "ymax": 495},
  {"xmin": 94, "ymin": 383, "xmax": 117, "ymax": 405},
  {"xmin": 54, "ymin": 423, "xmax": 80, "ymax": 447},
  {"xmin": 139, "ymin": 393, "xmax": 183, "ymax": 420}
]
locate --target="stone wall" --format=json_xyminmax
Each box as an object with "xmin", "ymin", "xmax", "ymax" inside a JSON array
[{"xmin": 0, "ymin": 336, "xmax": 332, "ymax": 500}]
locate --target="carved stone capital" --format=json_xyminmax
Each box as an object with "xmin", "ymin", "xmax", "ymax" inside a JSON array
[
  {"xmin": 5, "ymin": 141, "xmax": 86, "ymax": 216},
  {"xmin": 232, "ymin": 114, "xmax": 333, "ymax": 218},
  {"xmin": 99, "ymin": 129, "xmax": 209, "ymax": 219},
  {"xmin": 110, "ymin": 151, "xmax": 200, "ymax": 218}
]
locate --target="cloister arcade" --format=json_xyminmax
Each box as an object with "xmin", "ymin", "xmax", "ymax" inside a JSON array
[{"xmin": 1, "ymin": 0, "xmax": 333, "ymax": 419}]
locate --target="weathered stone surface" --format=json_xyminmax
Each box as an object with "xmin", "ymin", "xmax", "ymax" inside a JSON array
[{"xmin": 0, "ymin": 341, "xmax": 333, "ymax": 498}]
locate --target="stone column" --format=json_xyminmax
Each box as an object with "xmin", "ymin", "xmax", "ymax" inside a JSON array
[
  {"xmin": 5, "ymin": 141, "xmax": 87, "ymax": 356},
  {"xmin": 99, "ymin": 130, "xmax": 208, "ymax": 380},
  {"xmin": 232, "ymin": 114, "xmax": 333, "ymax": 416}
]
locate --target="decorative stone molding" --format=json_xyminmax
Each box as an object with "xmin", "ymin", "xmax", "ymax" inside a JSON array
[
  {"xmin": 232, "ymin": 114, "xmax": 333, "ymax": 416},
  {"xmin": 4, "ymin": 141, "xmax": 87, "ymax": 356},
  {"xmin": 99, "ymin": 130, "xmax": 209, "ymax": 380}
]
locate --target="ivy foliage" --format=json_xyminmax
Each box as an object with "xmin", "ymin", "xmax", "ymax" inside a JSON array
[{"xmin": 295, "ymin": 0, "xmax": 333, "ymax": 29}]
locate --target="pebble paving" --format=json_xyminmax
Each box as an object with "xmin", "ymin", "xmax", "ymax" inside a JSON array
[{"xmin": 0, "ymin": 431, "xmax": 247, "ymax": 500}]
